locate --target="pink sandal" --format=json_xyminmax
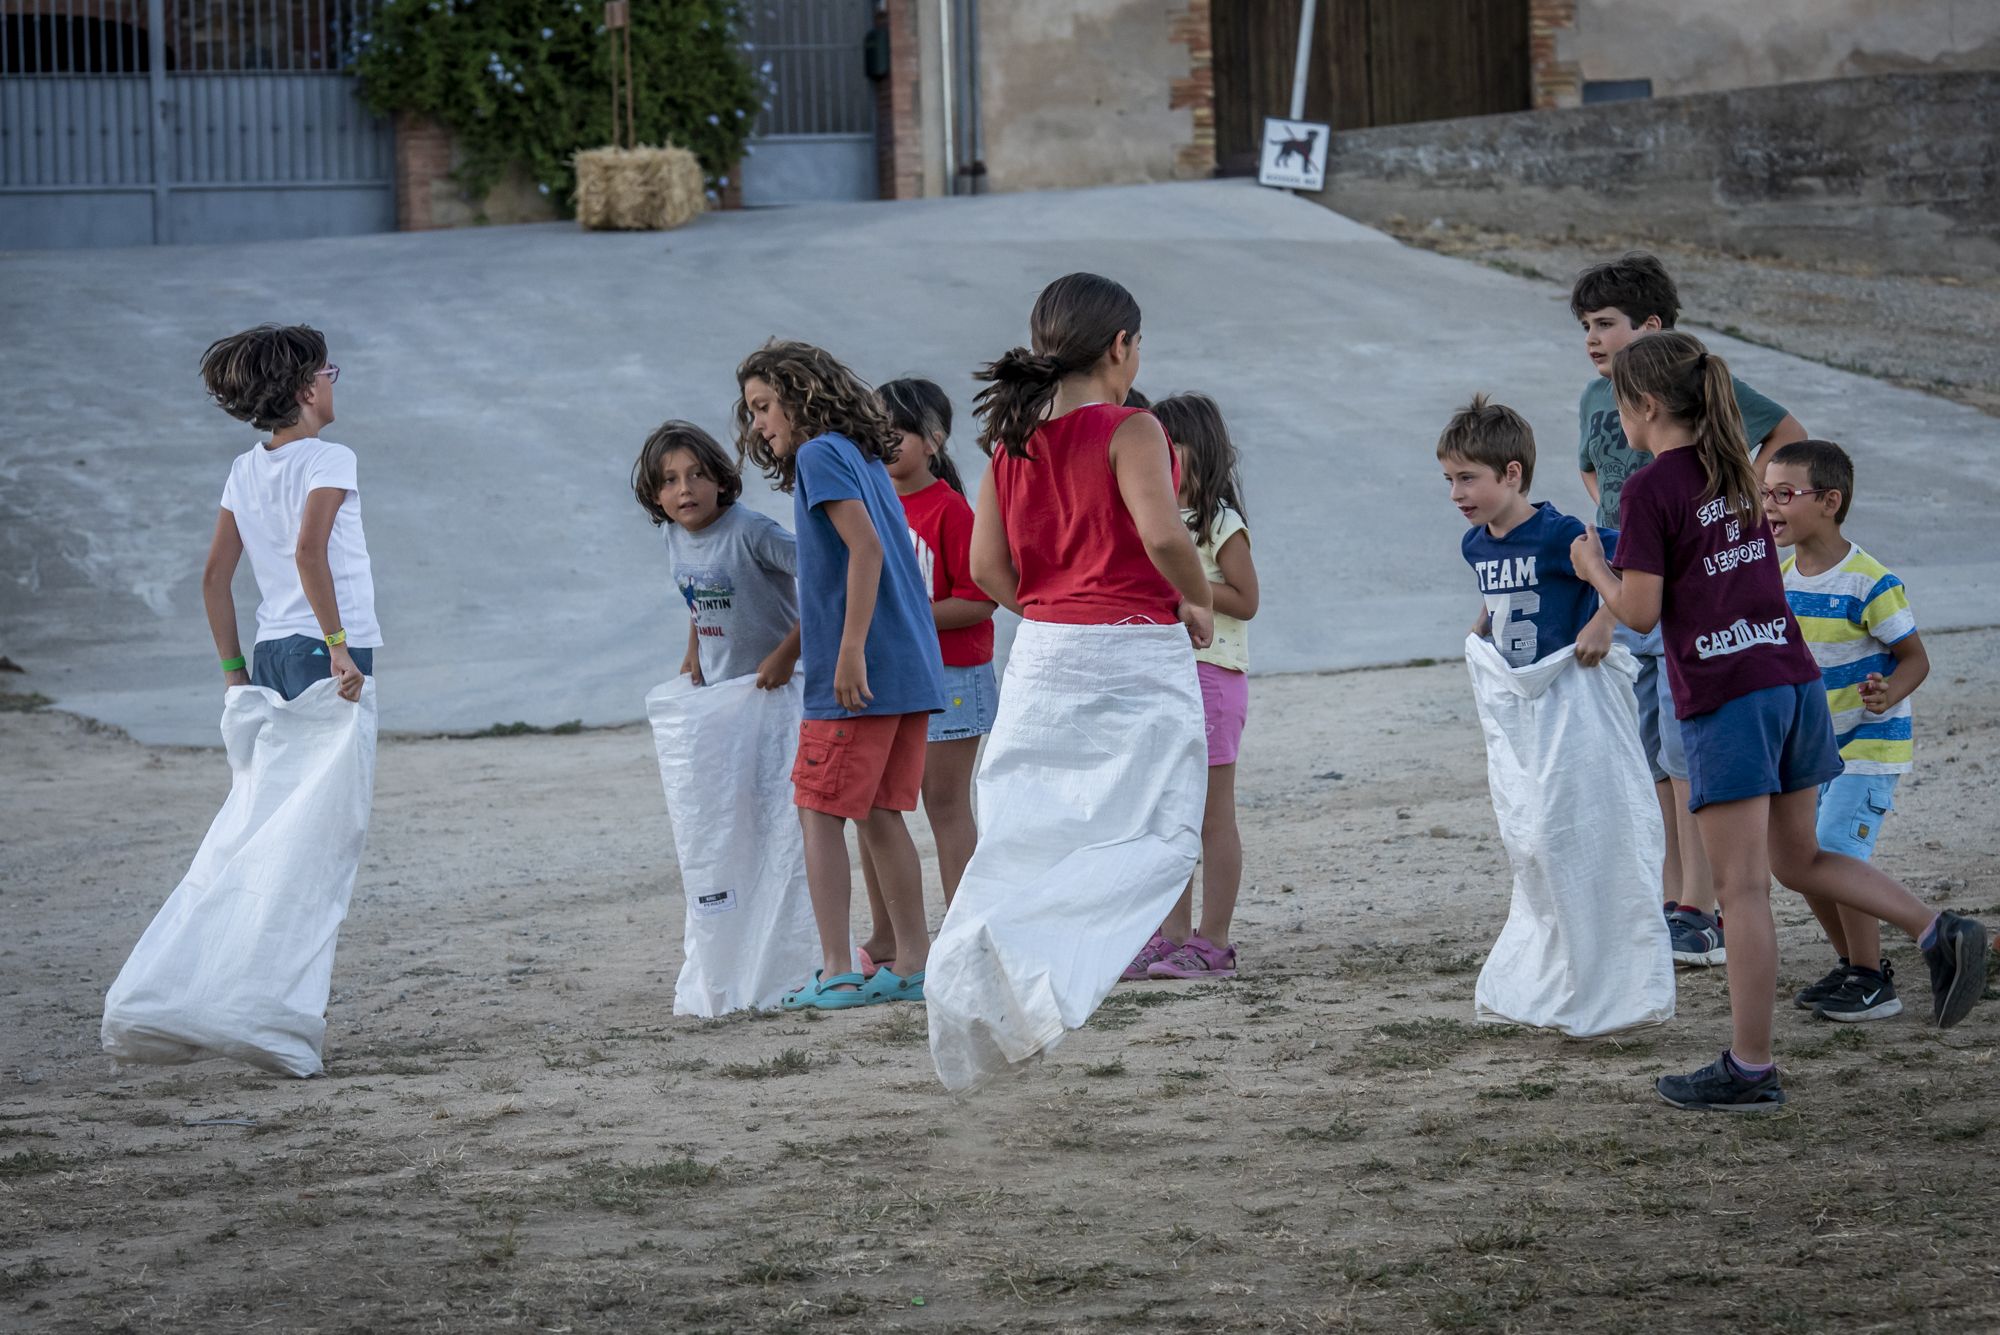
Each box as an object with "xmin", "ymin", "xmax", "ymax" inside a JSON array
[
  {"xmin": 1148, "ymin": 936, "xmax": 1238, "ymax": 980},
  {"xmin": 1121, "ymin": 932, "xmax": 1177, "ymax": 981}
]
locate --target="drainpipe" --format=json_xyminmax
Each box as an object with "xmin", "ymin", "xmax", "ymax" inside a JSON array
[
  {"xmin": 939, "ymin": 0, "xmax": 957, "ymax": 193},
  {"xmin": 964, "ymin": 0, "xmax": 985, "ymax": 193}
]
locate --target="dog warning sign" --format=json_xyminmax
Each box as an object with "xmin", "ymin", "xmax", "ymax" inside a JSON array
[{"xmin": 1258, "ymin": 117, "xmax": 1329, "ymax": 192}]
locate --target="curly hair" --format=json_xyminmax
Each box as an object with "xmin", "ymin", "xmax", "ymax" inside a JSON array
[
  {"xmin": 734, "ymin": 340, "xmax": 899, "ymax": 492},
  {"xmin": 631, "ymin": 420, "xmax": 743, "ymax": 526},
  {"xmin": 199, "ymin": 324, "xmax": 328, "ymax": 432},
  {"xmin": 1153, "ymin": 392, "xmax": 1246, "ymax": 548}
]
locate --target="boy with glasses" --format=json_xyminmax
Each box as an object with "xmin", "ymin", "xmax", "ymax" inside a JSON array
[
  {"xmin": 1765, "ymin": 439, "xmax": 1930, "ymax": 1022},
  {"xmin": 199, "ymin": 325, "xmax": 378, "ymax": 702}
]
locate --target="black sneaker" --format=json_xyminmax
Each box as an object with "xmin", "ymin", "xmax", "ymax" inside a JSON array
[
  {"xmin": 1792, "ymin": 959, "xmax": 1852, "ymax": 1010},
  {"xmin": 1655, "ymin": 1052, "xmax": 1787, "ymax": 1113},
  {"xmin": 1923, "ymin": 912, "xmax": 1991, "ymax": 1029},
  {"xmin": 1668, "ymin": 908, "xmax": 1727, "ymax": 967},
  {"xmin": 1814, "ymin": 960, "xmax": 1901, "ymax": 1023}
]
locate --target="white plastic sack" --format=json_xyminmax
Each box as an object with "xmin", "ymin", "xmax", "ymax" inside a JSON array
[
  {"xmin": 646, "ymin": 674, "xmax": 820, "ymax": 1016},
  {"xmin": 1465, "ymin": 634, "xmax": 1674, "ymax": 1037},
  {"xmin": 927, "ymin": 622, "xmax": 1205, "ymax": 1092},
  {"xmin": 101, "ymin": 679, "xmax": 378, "ymax": 1077}
]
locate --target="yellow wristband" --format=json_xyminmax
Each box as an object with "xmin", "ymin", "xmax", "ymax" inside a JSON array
[{"xmin": 325, "ymin": 629, "xmax": 347, "ymax": 647}]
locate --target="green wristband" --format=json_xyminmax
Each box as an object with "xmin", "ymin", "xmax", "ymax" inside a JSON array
[{"xmin": 220, "ymin": 655, "xmax": 246, "ymax": 672}]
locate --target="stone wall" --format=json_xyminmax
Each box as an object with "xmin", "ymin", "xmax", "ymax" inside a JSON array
[{"xmin": 1306, "ymin": 72, "xmax": 1999, "ymax": 278}]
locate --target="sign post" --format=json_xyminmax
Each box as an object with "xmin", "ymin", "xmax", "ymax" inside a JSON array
[{"xmin": 1258, "ymin": 0, "xmax": 1328, "ymax": 193}]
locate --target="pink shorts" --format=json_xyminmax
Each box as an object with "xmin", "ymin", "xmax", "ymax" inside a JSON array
[{"xmin": 1197, "ymin": 661, "xmax": 1248, "ymax": 767}]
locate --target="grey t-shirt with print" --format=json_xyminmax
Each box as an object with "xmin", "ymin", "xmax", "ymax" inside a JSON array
[
  {"xmin": 663, "ymin": 503, "xmax": 799, "ymax": 684},
  {"xmin": 1577, "ymin": 373, "xmax": 1788, "ymax": 529}
]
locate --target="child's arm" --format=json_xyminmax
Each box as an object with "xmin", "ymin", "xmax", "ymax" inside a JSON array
[
  {"xmin": 969, "ymin": 482, "xmax": 1024, "ymax": 616},
  {"xmin": 1109, "ymin": 413, "xmax": 1213, "ymax": 649},
  {"xmin": 1574, "ymin": 605, "xmax": 1615, "ymax": 667},
  {"xmin": 681, "ymin": 620, "xmax": 704, "ymax": 685},
  {"xmin": 296, "ymin": 488, "xmax": 365, "ymax": 702},
  {"xmin": 822, "ymin": 499, "xmax": 883, "ymax": 712},
  {"xmin": 1580, "ymin": 471, "xmax": 1601, "ymax": 505},
  {"xmin": 1210, "ymin": 529, "xmax": 1258, "ymax": 621},
  {"xmin": 1858, "ymin": 631, "xmax": 1928, "ymax": 714},
  {"xmin": 202, "ymin": 509, "xmax": 252, "ymax": 688},
  {"xmin": 756, "ymin": 623, "xmax": 802, "ymax": 690},
  {"xmin": 933, "ymin": 598, "xmax": 996, "ymax": 630},
  {"xmin": 1570, "ymin": 526, "xmax": 1662, "ymax": 633},
  {"xmin": 1750, "ymin": 414, "xmax": 1808, "ymax": 477}
]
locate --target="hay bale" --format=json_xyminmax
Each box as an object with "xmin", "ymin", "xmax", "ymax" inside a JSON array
[{"xmin": 574, "ymin": 144, "xmax": 708, "ymax": 231}]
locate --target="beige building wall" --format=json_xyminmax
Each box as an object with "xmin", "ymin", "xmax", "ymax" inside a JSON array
[
  {"xmin": 1572, "ymin": 0, "xmax": 2000, "ymax": 97},
  {"xmin": 976, "ymin": 1, "xmax": 1209, "ymax": 193}
]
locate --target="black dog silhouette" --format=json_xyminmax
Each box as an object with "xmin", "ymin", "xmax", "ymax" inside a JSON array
[{"xmin": 1268, "ymin": 127, "xmax": 1321, "ymax": 170}]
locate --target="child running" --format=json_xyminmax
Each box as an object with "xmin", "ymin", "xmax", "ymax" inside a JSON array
[
  {"xmin": 854, "ymin": 379, "xmax": 997, "ymax": 974},
  {"xmin": 199, "ymin": 324, "xmax": 377, "ymax": 701},
  {"xmin": 1572, "ymin": 254, "xmax": 1808, "ymax": 968},
  {"xmin": 631, "ymin": 420, "xmax": 800, "ymax": 690},
  {"xmin": 924, "ymin": 272, "xmax": 1215, "ymax": 1092},
  {"xmin": 1570, "ymin": 331, "xmax": 1987, "ymax": 1110},
  {"xmin": 737, "ymin": 341, "xmax": 946, "ymax": 1010},
  {"xmin": 1767, "ymin": 439, "xmax": 1931, "ymax": 1022},
  {"xmin": 1125, "ymin": 391, "xmax": 1258, "ymax": 982}
]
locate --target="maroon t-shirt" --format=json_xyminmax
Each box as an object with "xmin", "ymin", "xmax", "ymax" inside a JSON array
[{"xmin": 1612, "ymin": 448, "xmax": 1820, "ymax": 719}]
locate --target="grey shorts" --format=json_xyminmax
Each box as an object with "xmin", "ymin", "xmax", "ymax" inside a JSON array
[
  {"xmin": 1616, "ymin": 624, "xmax": 1687, "ymax": 784},
  {"xmin": 251, "ymin": 634, "xmax": 375, "ymax": 702}
]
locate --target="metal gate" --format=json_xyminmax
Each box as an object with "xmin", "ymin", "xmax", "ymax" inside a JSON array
[
  {"xmin": 0, "ymin": 0, "xmax": 394, "ymax": 249},
  {"xmin": 738, "ymin": 0, "xmax": 877, "ymax": 206}
]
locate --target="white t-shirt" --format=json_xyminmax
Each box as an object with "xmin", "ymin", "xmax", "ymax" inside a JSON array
[
  {"xmin": 219, "ymin": 437, "xmax": 381, "ymax": 647},
  {"xmin": 1187, "ymin": 504, "xmax": 1249, "ymax": 673}
]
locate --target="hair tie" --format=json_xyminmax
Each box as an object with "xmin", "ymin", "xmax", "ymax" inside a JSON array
[{"xmin": 1696, "ymin": 352, "xmax": 1709, "ymax": 371}]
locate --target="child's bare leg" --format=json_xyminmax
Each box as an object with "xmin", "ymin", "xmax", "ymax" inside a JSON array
[
  {"xmin": 857, "ymin": 808, "xmax": 930, "ymax": 975},
  {"xmin": 1668, "ymin": 779, "xmax": 1716, "ymax": 915},
  {"xmin": 920, "ymin": 737, "xmax": 981, "ymax": 907},
  {"xmin": 1835, "ymin": 905, "xmax": 1882, "ymax": 972},
  {"xmin": 1693, "ymin": 795, "xmax": 1778, "ymax": 1064},
  {"xmin": 1197, "ymin": 763, "xmax": 1241, "ymax": 945},
  {"xmin": 1655, "ymin": 779, "xmax": 1683, "ymax": 905},
  {"xmin": 1766, "ymin": 788, "xmax": 1933, "ymax": 939},
  {"xmin": 1161, "ymin": 884, "xmax": 1194, "ymax": 943},
  {"xmin": 855, "ymin": 840, "xmax": 894, "ymax": 964},
  {"xmin": 799, "ymin": 809, "xmax": 858, "ymax": 984},
  {"xmin": 1799, "ymin": 893, "xmax": 1853, "ymax": 962}
]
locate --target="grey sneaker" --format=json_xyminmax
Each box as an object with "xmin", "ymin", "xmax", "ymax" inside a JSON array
[
  {"xmin": 1655, "ymin": 1052, "xmax": 1787, "ymax": 1113},
  {"xmin": 1668, "ymin": 908, "xmax": 1727, "ymax": 967},
  {"xmin": 1793, "ymin": 960, "xmax": 1853, "ymax": 1010},
  {"xmin": 1922, "ymin": 912, "xmax": 1991, "ymax": 1029},
  {"xmin": 1814, "ymin": 960, "xmax": 1901, "ymax": 1023}
]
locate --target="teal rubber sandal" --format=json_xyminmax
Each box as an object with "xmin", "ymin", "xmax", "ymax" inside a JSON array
[
  {"xmin": 861, "ymin": 967, "xmax": 926, "ymax": 1004},
  {"xmin": 782, "ymin": 970, "xmax": 871, "ymax": 1011}
]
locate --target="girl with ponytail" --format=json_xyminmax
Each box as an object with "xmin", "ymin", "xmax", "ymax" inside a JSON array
[
  {"xmin": 923, "ymin": 273, "xmax": 1216, "ymax": 1092},
  {"xmin": 1571, "ymin": 331, "xmax": 1987, "ymax": 1112}
]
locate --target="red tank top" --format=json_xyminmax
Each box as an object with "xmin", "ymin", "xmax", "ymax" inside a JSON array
[{"xmin": 990, "ymin": 403, "xmax": 1182, "ymax": 625}]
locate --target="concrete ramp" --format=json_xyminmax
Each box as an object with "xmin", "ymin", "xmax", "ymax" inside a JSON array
[{"xmin": 3, "ymin": 180, "xmax": 1995, "ymax": 743}]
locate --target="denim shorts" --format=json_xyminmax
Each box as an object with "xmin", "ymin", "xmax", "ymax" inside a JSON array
[
  {"xmin": 1615, "ymin": 623, "xmax": 1686, "ymax": 784},
  {"xmin": 251, "ymin": 634, "xmax": 375, "ymax": 702},
  {"xmin": 1817, "ymin": 771, "xmax": 1900, "ymax": 861},
  {"xmin": 1679, "ymin": 680, "xmax": 1844, "ymax": 813},
  {"xmin": 929, "ymin": 661, "xmax": 998, "ymax": 743}
]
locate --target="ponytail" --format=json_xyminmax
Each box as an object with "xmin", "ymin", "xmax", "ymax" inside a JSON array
[
  {"xmin": 974, "ymin": 272, "xmax": 1143, "ymax": 460},
  {"xmin": 973, "ymin": 348, "xmax": 1065, "ymax": 459},
  {"xmin": 1610, "ymin": 331, "xmax": 1757, "ymax": 526}
]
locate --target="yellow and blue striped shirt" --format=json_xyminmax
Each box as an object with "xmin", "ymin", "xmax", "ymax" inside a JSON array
[{"xmin": 1781, "ymin": 543, "xmax": 1916, "ymax": 774}]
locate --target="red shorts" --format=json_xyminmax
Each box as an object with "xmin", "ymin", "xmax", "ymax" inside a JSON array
[{"xmin": 791, "ymin": 712, "xmax": 929, "ymax": 821}]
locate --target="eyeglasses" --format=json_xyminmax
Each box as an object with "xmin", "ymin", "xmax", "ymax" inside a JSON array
[
  {"xmin": 317, "ymin": 365, "xmax": 340, "ymax": 384},
  {"xmin": 1759, "ymin": 484, "xmax": 1826, "ymax": 505}
]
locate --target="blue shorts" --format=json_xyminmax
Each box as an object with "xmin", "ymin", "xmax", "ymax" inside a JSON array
[
  {"xmin": 1817, "ymin": 771, "xmax": 1900, "ymax": 860},
  {"xmin": 929, "ymin": 661, "xmax": 997, "ymax": 743},
  {"xmin": 1679, "ymin": 680, "xmax": 1844, "ymax": 813},
  {"xmin": 1616, "ymin": 624, "xmax": 1686, "ymax": 784},
  {"xmin": 251, "ymin": 634, "xmax": 375, "ymax": 702}
]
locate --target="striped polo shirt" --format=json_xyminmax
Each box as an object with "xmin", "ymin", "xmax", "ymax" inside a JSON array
[{"xmin": 1781, "ymin": 543, "xmax": 1916, "ymax": 774}]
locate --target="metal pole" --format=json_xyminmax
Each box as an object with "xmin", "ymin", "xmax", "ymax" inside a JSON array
[
  {"xmin": 938, "ymin": 0, "xmax": 955, "ymax": 195},
  {"xmin": 146, "ymin": 0, "xmax": 171, "ymax": 241},
  {"xmin": 1288, "ymin": 0, "xmax": 1317, "ymax": 121}
]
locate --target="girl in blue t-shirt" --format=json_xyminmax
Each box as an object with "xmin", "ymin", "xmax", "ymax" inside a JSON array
[
  {"xmin": 736, "ymin": 340, "xmax": 947, "ymax": 1012},
  {"xmin": 1571, "ymin": 331, "xmax": 1987, "ymax": 1112}
]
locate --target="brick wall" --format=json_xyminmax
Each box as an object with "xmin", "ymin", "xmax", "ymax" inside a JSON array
[
  {"xmin": 1169, "ymin": 0, "xmax": 1215, "ymax": 178},
  {"xmin": 875, "ymin": 0, "xmax": 924, "ymax": 200},
  {"xmin": 393, "ymin": 114, "xmax": 452, "ymax": 231},
  {"xmin": 1530, "ymin": 0, "xmax": 1581, "ymax": 109}
]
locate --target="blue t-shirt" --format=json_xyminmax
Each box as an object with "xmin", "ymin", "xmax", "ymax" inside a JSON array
[
  {"xmin": 1462, "ymin": 502, "xmax": 1617, "ymax": 668},
  {"xmin": 793, "ymin": 433, "xmax": 947, "ymax": 721}
]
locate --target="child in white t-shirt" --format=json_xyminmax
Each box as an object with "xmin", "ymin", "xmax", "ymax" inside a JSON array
[{"xmin": 199, "ymin": 324, "xmax": 379, "ymax": 701}]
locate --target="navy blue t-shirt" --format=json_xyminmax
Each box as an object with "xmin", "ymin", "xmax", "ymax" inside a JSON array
[
  {"xmin": 793, "ymin": 433, "xmax": 946, "ymax": 720},
  {"xmin": 1462, "ymin": 502, "xmax": 1617, "ymax": 668}
]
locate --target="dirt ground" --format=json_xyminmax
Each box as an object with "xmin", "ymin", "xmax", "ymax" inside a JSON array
[
  {"xmin": 4, "ymin": 630, "xmax": 2000, "ymax": 1334},
  {"xmin": 1376, "ymin": 218, "xmax": 2000, "ymax": 418}
]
